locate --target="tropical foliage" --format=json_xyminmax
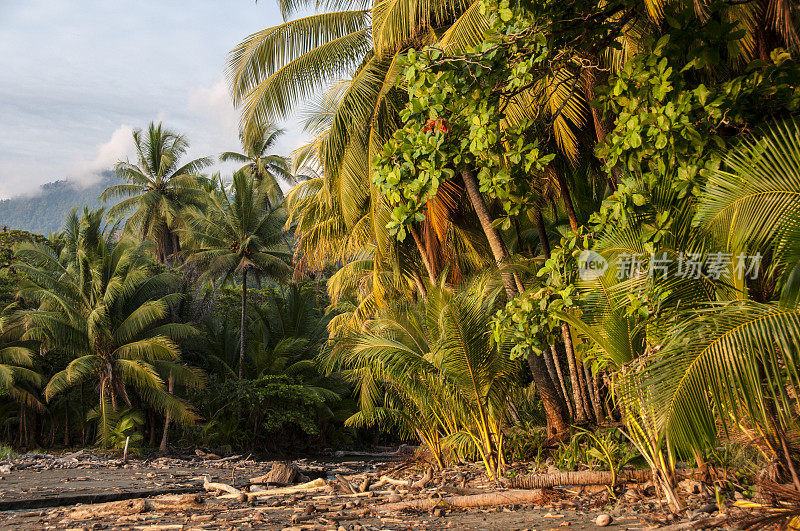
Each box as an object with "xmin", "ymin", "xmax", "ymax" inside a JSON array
[{"xmin": 2, "ymin": 0, "xmax": 800, "ymax": 518}]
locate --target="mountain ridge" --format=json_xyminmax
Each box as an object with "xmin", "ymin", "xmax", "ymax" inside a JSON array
[{"xmin": 0, "ymin": 172, "xmax": 121, "ymax": 234}]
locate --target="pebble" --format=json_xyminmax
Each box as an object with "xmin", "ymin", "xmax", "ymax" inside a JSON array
[{"xmin": 595, "ymin": 514, "xmax": 612, "ymax": 527}]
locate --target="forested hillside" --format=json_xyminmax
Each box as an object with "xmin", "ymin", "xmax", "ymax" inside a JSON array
[{"xmin": 0, "ymin": 172, "xmax": 119, "ymax": 234}]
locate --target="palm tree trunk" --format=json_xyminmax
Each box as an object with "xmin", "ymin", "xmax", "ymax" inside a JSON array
[
  {"xmin": 534, "ymin": 209, "xmax": 550, "ymax": 258},
  {"xmin": 551, "ymin": 345, "xmax": 573, "ymax": 418},
  {"xmin": 513, "ymin": 218, "xmax": 533, "ymax": 256},
  {"xmin": 412, "ymin": 270, "xmax": 428, "ymax": 299},
  {"xmin": 462, "ymin": 168, "xmax": 567, "ymax": 437},
  {"xmin": 585, "ymin": 362, "xmax": 604, "ymax": 423},
  {"xmin": 542, "ymin": 346, "xmax": 564, "ymax": 405},
  {"xmin": 19, "ymin": 403, "xmax": 25, "ymax": 447},
  {"xmin": 555, "ymin": 171, "xmax": 580, "ymax": 234},
  {"xmin": 149, "ymin": 411, "xmax": 157, "ymax": 446},
  {"xmin": 583, "ymin": 69, "xmax": 618, "ymax": 191},
  {"xmin": 602, "ymin": 374, "xmax": 615, "ymax": 420},
  {"xmin": 64, "ymin": 400, "xmax": 70, "ymax": 447},
  {"xmin": 80, "ymin": 384, "xmax": 86, "ymax": 446},
  {"xmin": 410, "ymin": 225, "xmax": 437, "ymax": 284},
  {"xmin": 576, "ymin": 355, "xmax": 594, "ymax": 424},
  {"xmin": 171, "ymin": 231, "xmax": 182, "ymax": 265},
  {"xmin": 239, "ymin": 268, "xmax": 248, "ymax": 379},
  {"xmin": 462, "ymin": 169, "xmax": 517, "ymax": 299},
  {"xmin": 534, "ymin": 207, "xmax": 586, "ymax": 422},
  {"xmin": 562, "ymin": 324, "xmax": 587, "ymax": 423},
  {"xmin": 159, "ymin": 373, "xmax": 174, "ymax": 453}
]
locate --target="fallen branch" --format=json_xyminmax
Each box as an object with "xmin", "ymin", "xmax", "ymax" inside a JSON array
[
  {"xmin": 374, "ymin": 488, "xmax": 546, "ymax": 512},
  {"xmin": 508, "ymin": 469, "xmax": 651, "ymax": 489}
]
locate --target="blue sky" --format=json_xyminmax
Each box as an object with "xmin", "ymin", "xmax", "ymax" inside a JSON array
[{"xmin": 0, "ymin": 0, "xmax": 307, "ymax": 198}]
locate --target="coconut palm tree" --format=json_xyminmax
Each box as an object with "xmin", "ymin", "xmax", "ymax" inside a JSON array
[
  {"xmin": 101, "ymin": 122, "xmax": 211, "ymax": 265},
  {"xmin": 181, "ymin": 171, "xmax": 292, "ymax": 379},
  {"xmin": 0, "ymin": 305, "xmax": 44, "ymax": 441},
  {"xmin": 638, "ymin": 119, "xmax": 800, "ymax": 489},
  {"xmin": 14, "ymin": 216, "xmax": 199, "ymax": 447},
  {"xmin": 325, "ymin": 285, "xmax": 517, "ymax": 477},
  {"xmin": 220, "ymin": 124, "xmax": 293, "ymax": 208}
]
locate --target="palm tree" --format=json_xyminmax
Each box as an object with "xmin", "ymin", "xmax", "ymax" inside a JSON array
[
  {"xmin": 0, "ymin": 305, "xmax": 44, "ymax": 447},
  {"xmin": 181, "ymin": 171, "xmax": 292, "ymax": 378},
  {"xmin": 637, "ymin": 119, "xmax": 800, "ymax": 489},
  {"xmin": 220, "ymin": 124, "xmax": 293, "ymax": 208},
  {"xmin": 14, "ymin": 218, "xmax": 200, "ymax": 447},
  {"xmin": 325, "ymin": 286, "xmax": 517, "ymax": 477},
  {"xmin": 101, "ymin": 122, "xmax": 211, "ymax": 265},
  {"xmin": 227, "ymin": 0, "xmax": 494, "ymax": 293}
]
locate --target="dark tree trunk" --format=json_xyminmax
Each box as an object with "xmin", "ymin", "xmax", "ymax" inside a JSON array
[
  {"xmin": 583, "ymin": 69, "xmax": 618, "ymax": 191},
  {"xmin": 534, "ymin": 209, "xmax": 551, "ymax": 258},
  {"xmin": 555, "ymin": 171, "xmax": 580, "ymax": 234},
  {"xmin": 562, "ymin": 323, "xmax": 587, "ymax": 423},
  {"xmin": 576, "ymin": 354, "xmax": 594, "ymax": 424},
  {"xmin": 19, "ymin": 403, "xmax": 25, "ymax": 447},
  {"xmin": 64, "ymin": 400, "xmax": 70, "ymax": 447},
  {"xmin": 542, "ymin": 347, "xmax": 563, "ymax": 405},
  {"xmin": 527, "ymin": 354, "xmax": 569, "ymax": 439},
  {"xmin": 585, "ymin": 362, "xmax": 604, "ymax": 423},
  {"xmin": 149, "ymin": 411, "xmax": 158, "ymax": 447},
  {"xmin": 513, "ymin": 218, "xmax": 532, "ymax": 257},
  {"xmin": 551, "ymin": 345, "xmax": 573, "ymax": 418},
  {"xmin": 537, "ymin": 206, "xmax": 583, "ymax": 424},
  {"xmin": 461, "ymin": 168, "xmax": 568, "ymax": 437},
  {"xmin": 159, "ymin": 373, "xmax": 174, "ymax": 452},
  {"xmin": 239, "ymin": 269, "xmax": 248, "ymax": 379},
  {"xmin": 80, "ymin": 384, "xmax": 86, "ymax": 446}
]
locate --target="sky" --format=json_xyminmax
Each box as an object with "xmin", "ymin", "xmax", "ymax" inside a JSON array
[{"xmin": 0, "ymin": 0, "xmax": 308, "ymax": 199}]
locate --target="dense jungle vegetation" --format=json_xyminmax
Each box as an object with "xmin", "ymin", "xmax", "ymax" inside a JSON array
[{"xmin": 2, "ymin": 0, "xmax": 800, "ymax": 511}]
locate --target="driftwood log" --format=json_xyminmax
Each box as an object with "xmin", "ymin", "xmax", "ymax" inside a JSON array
[
  {"xmin": 64, "ymin": 494, "xmax": 203, "ymax": 519},
  {"xmin": 375, "ymin": 489, "xmax": 546, "ymax": 512},
  {"xmin": 411, "ymin": 468, "xmax": 433, "ymax": 490},
  {"xmin": 203, "ymin": 476, "xmax": 246, "ymax": 501},
  {"xmin": 369, "ymin": 475, "xmax": 412, "ymax": 491},
  {"xmin": 247, "ymin": 478, "xmax": 327, "ymax": 500},
  {"xmin": 508, "ymin": 469, "xmax": 651, "ymax": 489}
]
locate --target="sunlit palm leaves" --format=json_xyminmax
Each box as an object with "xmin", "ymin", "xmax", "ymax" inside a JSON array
[
  {"xmin": 324, "ymin": 287, "xmax": 516, "ymax": 476},
  {"xmin": 0, "ymin": 333, "xmax": 42, "ymax": 411},
  {"xmin": 626, "ymin": 303, "xmax": 800, "ymax": 460},
  {"xmin": 697, "ymin": 119, "xmax": 800, "ymax": 251},
  {"xmin": 228, "ymin": 10, "xmax": 372, "ymax": 140}
]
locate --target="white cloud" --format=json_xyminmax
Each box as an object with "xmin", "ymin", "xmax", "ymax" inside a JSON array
[
  {"xmin": 68, "ymin": 125, "xmax": 134, "ymax": 187},
  {"xmin": 188, "ymin": 78, "xmax": 239, "ymax": 138}
]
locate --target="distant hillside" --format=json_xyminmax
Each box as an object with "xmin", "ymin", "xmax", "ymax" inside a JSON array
[{"xmin": 0, "ymin": 172, "xmax": 121, "ymax": 234}]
